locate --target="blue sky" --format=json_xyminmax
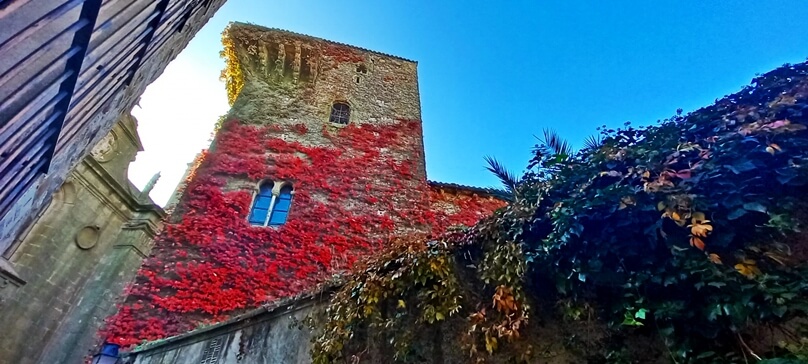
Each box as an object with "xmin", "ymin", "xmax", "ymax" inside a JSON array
[{"xmin": 129, "ymin": 1, "xmax": 808, "ymax": 205}]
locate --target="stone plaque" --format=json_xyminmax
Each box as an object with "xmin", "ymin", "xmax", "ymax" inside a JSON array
[{"xmin": 75, "ymin": 226, "xmax": 100, "ymax": 250}]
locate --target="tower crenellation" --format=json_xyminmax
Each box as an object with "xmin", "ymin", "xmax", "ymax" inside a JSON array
[{"xmin": 224, "ymin": 23, "xmax": 421, "ymax": 128}]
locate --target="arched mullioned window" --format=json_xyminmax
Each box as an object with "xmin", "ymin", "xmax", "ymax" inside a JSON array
[
  {"xmin": 248, "ymin": 181, "xmax": 294, "ymax": 227},
  {"xmin": 329, "ymin": 102, "xmax": 350, "ymax": 125}
]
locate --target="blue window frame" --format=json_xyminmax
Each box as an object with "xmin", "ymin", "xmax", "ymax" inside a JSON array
[
  {"xmin": 248, "ymin": 181, "xmax": 293, "ymax": 227},
  {"xmin": 268, "ymin": 185, "xmax": 293, "ymax": 226},
  {"xmin": 249, "ymin": 182, "xmax": 274, "ymax": 225}
]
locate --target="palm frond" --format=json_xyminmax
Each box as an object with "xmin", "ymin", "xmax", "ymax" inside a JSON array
[
  {"xmin": 583, "ymin": 134, "xmax": 603, "ymax": 150},
  {"xmin": 484, "ymin": 156, "xmax": 519, "ymax": 196},
  {"xmin": 541, "ymin": 128, "xmax": 573, "ymax": 157}
]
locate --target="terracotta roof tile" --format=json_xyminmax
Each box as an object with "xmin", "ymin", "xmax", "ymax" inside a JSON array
[{"xmin": 427, "ymin": 180, "xmax": 511, "ymax": 200}]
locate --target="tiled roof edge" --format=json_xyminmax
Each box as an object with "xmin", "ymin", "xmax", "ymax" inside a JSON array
[{"xmin": 428, "ymin": 180, "xmax": 511, "ymax": 200}]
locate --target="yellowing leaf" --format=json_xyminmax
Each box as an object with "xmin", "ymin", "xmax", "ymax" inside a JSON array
[
  {"xmin": 690, "ymin": 222, "xmax": 713, "ymax": 237},
  {"xmin": 397, "ymin": 300, "xmax": 406, "ymax": 308},
  {"xmin": 619, "ymin": 196, "xmax": 636, "ymax": 210},
  {"xmin": 657, "ymin": 201, "xmax": 667, "ymax": 211},
  {"xmin": 485, "ymin": 336, "xmax": 498, "ymax": 353},
  {"xmin": 469, "ymin": 309, "xmax": 485, "ymax": 323},
  {"xmin": 708, "ymin": 253, "xmax": 722, "ymax": 265},
  {"xmin": 689, "ymin": 212, "xmax": 713, "ymax": 238},
  {"xmin": 765, "ymin": 143, "xmax": 782, "ymax": 155},
  {"xmin": 691, "ymin": 212, "xmax": 707, "ymax": 224},
  {"xmin": 735, "ymin": 259, "xmax": 761, "ymax": 278}
]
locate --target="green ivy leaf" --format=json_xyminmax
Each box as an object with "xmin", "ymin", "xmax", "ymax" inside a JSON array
[
  {"xmin": 743, "ymin": 202, "xmax": 767, "ymax": 213},
  {"xmin": 696, "ymin": 351, "xmax": 716, "ymax": 359},
  {"xmin": 728, "ymin": 208, "xmax": 747, "ymax": 220}
]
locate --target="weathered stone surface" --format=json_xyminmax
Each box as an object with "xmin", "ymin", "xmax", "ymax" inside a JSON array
[
  {"xmin": 120, "ymin": 293, "xmax": 656, "ymax": 364},
  {"xmin": 0, "ymin": 258, "xmax": 25, "ymax": 306},
  {"xmin": 125, "ymin": 303, "xmax": 315, "ymax": 364},
  {"xmin": 226, "ymin": 23, "xmax": 424, "ymax": 169},
  {"xmin": 0, "ymin": 115, "xmax": 163, "ymax": 364},
  {"xmin": 0, "ymin": 0, "xmax": 227, "ymax": 268}
]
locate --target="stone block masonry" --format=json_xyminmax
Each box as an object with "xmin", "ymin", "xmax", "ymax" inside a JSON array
[
  {"xmin": 0, "ymin": 115, "xmax": 164, "ymax": 364},
  {"xmin": 1, "ymin": 0, "xmax": 227, "ymax": 277}
]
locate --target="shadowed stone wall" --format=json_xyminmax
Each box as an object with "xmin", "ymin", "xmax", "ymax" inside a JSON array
[
  {"xmin": 124, "ymin": 302, "xmax": 316, "ymax": 364},
  {"xmin": 0, "ymin": 114, "xmax": 164, "ymax": 364},
  {"xmin": 120, "ymin": 294, "xmax": 665, "ymax": 364},
  {"xmin": 0, "ymin": 0, "xmax": 227, "ymax": 292}
]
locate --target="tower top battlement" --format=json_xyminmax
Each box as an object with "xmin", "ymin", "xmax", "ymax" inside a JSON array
[
  {"xmin": 222, "ymin": 21, "xmax": 422, "ymax": 130},
  {"xmin": 228, "ymin": 22, "xmax": 417, "ymax": 63}
]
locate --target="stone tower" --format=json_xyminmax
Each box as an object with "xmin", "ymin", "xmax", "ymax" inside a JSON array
[{"xmin": 103, "ymin": 23, "xmax": 506, "ymax": 349}]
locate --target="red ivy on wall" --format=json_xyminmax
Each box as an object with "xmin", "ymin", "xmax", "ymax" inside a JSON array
[
  {"xmin": 102, "ymin": 119, "xmax": 505, "ymax": 347},
  {"xmin": 323, "ymin": 44, "xmax": 365, "ymax": 65}
]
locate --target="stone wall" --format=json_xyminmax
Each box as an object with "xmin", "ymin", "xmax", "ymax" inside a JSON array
[
  {"xmin": 123, "ymin": 300, "xmax": 317, "ymax": 364},
  {"xmin": 227, "ymin": 23, "xmax": 422, "ymax": 123},
  {"xmin": 0, "ymin": 0, "xmax": 227, "ymax": 282},
  {"xmin": 0, "ymin": 114, "xmax": 164, "ymax": 364},
  {"xmin": 119, "ymin": 292, "xmax": 659, "ymax": 364}
]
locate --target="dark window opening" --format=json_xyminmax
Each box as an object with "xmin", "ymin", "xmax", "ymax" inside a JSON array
[
  {"xmin": 329, "ymin": 102, "xmax": 350, "ymax": 125},
  {"xmin": 356, "ymin": 64, "xmax": 367, "ymax": 73}
]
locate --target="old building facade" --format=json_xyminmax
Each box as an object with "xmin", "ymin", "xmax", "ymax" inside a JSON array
[
  {"xmin": 0, "ymin": 114, "xmax": 164, "ymax": 364},
  {"xmin": 0, "ymin": 0, "xmax": 227, "ymax": 292},
  {"xmin": 101, "ymin": 24, "xmax": 507, "ymax": 362},
  {"xmin": 1, "ymin": 2, "xmax": 226, "ymax": 360}
]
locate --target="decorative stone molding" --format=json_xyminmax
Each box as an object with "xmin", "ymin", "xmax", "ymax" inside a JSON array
[
  {"xmin": 54, "ymin": 180, "xmax": 77, "ymax": 205},
  {"xmin": 90, "ymin": 131, "xmax": 118, "ymax": 163}
]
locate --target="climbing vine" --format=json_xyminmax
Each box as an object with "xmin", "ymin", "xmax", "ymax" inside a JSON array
[
  {"xmin": 219, "ymin": 24, "xmax": 243, "ymax": 106},
  {"xmin": 101, "ymin": 118, "xmax": 504, "ymax": 347},
  {"xmin": 522, "ymin": 63, "xmax": 808, "ymax": 362},
  {"xmin": 310, "ymin": 63, "xmax": 808, "ymax": 363},
  {"xmin": 309, "ymin": 225, "xmax": 530, "ymax": 364}
]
